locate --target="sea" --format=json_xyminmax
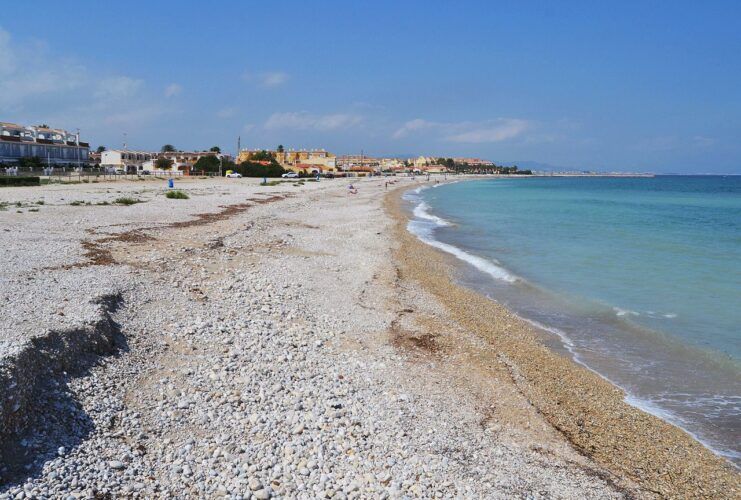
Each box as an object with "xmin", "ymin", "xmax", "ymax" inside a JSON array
[{"xmin": 404, "ymin": 175, "xmax": 740, "ymax": 464}]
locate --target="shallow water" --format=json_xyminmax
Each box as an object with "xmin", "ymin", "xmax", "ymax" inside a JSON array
[{"xmin": 405, "ymin": 176, "xmax": 741, "ymax": 463}]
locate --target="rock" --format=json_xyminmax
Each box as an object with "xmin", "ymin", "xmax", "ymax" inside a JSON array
[{"xmin": 108, "ymin": 460, "xmax": 126, "ymax": 470}]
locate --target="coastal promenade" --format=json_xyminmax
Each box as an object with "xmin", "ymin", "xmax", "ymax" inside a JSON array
[{"xmin": 0, "ymin": 176, "xmax": 736, "ymax": 498}]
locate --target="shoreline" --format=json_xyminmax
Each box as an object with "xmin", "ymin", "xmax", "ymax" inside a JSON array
[
  {"xmin": 1, "ymin": 176, "xmax": 737, "ymax": 497},
  {"xmin": 385, "ymin": 181, "xmax": 740, "ymax": 497}
]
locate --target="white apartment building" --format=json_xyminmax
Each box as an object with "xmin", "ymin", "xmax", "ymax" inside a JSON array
[{"xmin": 100, "ymin": 150, "xmax": 155, "ymax": 172}]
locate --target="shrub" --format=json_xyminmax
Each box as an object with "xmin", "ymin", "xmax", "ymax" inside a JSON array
[
  {"xmin": 232, "ymin": 161, "xmax": 286, "ymax": 178},
  {"xmin": 114, "ymin": 197, "xmax": 141, "ymax": 205},
  {"xmin": 165, "ymin": 190, "xmax": 189, "ymax": 199},
  {"xmin": 0, "ymin": 176, "xmax": 41, "ymax": 187}
]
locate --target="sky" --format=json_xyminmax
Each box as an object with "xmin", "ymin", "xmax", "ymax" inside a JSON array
[{"xmin": 1, "ymin": 1, "xmax": 740, "ymax": 173}]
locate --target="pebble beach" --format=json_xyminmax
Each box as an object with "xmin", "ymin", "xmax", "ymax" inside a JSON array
[{"xmin": 0, "ymin": 176, "xmax": 738, "ymax": 498}]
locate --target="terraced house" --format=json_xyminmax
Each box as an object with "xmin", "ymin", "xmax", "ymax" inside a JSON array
[{"xmin": 0, "ymin": 122, "xmax": 90, "ymax": 166}]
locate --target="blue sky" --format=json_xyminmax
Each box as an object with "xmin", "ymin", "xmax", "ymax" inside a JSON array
[{"xmin": 1, "ymin": 1, "xmax": 740, "ymax": 173}]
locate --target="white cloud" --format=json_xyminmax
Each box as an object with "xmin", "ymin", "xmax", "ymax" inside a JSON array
[
  {"xmin": 164, "ymin": 83, "xmax": 182, "ymax": 98},
  {"xmin": 260, "ymin": 71, "xmax": 288, "ymax": 87},
  {"xmin": 692, "ymin": 136, "xmax": 717, "ymax": 148},
  {"xmin": 392, "ymin": 118, "xmax": 440, "ymax": 138},
  {"xmin": 0, "ymin": 28, "xmax": 15, "ymax": 74},
  {"xmin": 242, "ymin": 70, "xmax": 289, "ymax": 87},
  {"xmin": 94, "ymin": 76, "xmax": 143, "ymax": 102},
  {"xmin": 217, "ymin": 107, "xmax": 237, "ymax": 118},
  {"xmin": 446, "ymin": 119, "xmax": 529, "ymax": 143},
  {"xmin": 0, "ymin": 27, "xmax": 87, "ymax": 111},
  {"xmin": 264, "ymin": 111, "xmax": 363, "ymax": 131},
  {"xmin": 393, "ymin": 117, "xmax": 530, "ymax": 143},
  {"xmin": 103, "ymin": 107, "xmax": 166, "ymax": 125}
]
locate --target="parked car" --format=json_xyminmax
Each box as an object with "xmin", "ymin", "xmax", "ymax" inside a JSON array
[
  {"xmin": 281, "ymin": 172, "xmax": 299, "ymax": 178},
  {"xmin": 226, "ymin": 172, "xmax": 242, "ymax": 178}
]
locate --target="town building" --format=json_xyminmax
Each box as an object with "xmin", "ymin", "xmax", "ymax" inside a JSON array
[
  {"xmin": 0, "ymin": 122, "xmax": 90, "ymax": 166},
  {"xmin": 239, "ymin": 148, "xmax": 337, "ymax": 172},
  {"xmin": 453, "ymin": 157, "xmax": 494, "ymax": 167},
  {"xmin": 158, "ymin": 151, "xmax": 230, "ymax": 174},
  {"xmin": 336, "ymin": 154, "xmax": 380, "ymax": 172},
  {"xmin": 100, "ymin": 150, "xmax": 155, "ymax": 172}
]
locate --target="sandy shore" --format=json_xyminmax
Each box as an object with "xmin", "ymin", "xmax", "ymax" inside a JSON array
[{"xmin": 0, "ymin": 176, "xmax": 737, "ymax": 498}]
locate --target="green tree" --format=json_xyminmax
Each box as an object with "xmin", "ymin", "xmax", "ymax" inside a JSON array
[
  {"xmin": 277, "ymin": 144, "xmax": 285, "ymax": 153},
  {"xmin": 19, "ymin": 156, "xmax": 43, "ymax": 169},
  {"xmin": 96, "ymin": 145, "xmax": 106, "ymax": 154},
  {"xmin": 194, "ymin": 155, "xmax": 220, "ymax": 173},
  {"xmin": 161, "ymin": 144, "xmax": 176, "ymax": 152},
  {"xmin": 155, "ymin": 157, "xmax": 174, "ymax": 170},
  {"xmin": 235, "ymin": 160, "xmax": 286, "ymax": 178},
  {"xmin": 209, "ymin": 146, "xmax": 221, "ymax": 153}
]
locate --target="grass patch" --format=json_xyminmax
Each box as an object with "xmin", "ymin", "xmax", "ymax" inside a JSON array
[
  {"xmin": 114, "ymin": 197, "xmax": 141, "ymax": 205},
  {"xmin": 0, "ymin": 202, "xmax": 8, "ymax": 211},
  {"xmin": 28, "ymin": 208, "xmax": 39, "ymax": 212},
  {"xmin": 260, "ymin": 181, "xmax": 282, "ymax": 187},
  {"xmin": 69, "ymin": 200, "xmax": 84, "ymax": 206},
  {"xmin": 165, "ymin": 190, "xmax": 189, "ymax": 199},
  {"xmin": 96, "ymin": 201, "xmax": 110, "ymax": 206},
  {"xmin": 36, "ymin": 200, "xmax": 44, "ymax": 205}
]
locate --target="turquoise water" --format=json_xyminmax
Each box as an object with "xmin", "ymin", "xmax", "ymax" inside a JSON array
[{"xmin": 405, "ymin": 176, "xmax": 741, "ymax": 463}]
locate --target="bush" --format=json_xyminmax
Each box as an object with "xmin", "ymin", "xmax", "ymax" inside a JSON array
[
  {"xmin": 232, "ymin": 161, "xmax": 286, "ymax": 178},
  {"xmin": 165, "ymin": 190, "xmax": 189, "ymax": 199},
  {"xmin": 0, "ymin": 176, "xmax": 41, "ymax": 187},
  {"xmin": 114, "ymin": 197, "xmax": 141, "ymax": 205}
]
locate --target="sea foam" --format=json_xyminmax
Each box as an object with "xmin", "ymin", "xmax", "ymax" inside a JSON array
[{"xmin": 406, "ymin": 195, "xmax": 517, "ymax": 283}]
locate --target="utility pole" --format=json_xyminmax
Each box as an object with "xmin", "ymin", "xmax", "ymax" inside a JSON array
[
  {"xmin": 76, "ymin": 128, "xmax": 81, "ymax": 170},
  {"xmin": 219, "ymin": 155, "xmax": 223, "ymax": 178}
]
